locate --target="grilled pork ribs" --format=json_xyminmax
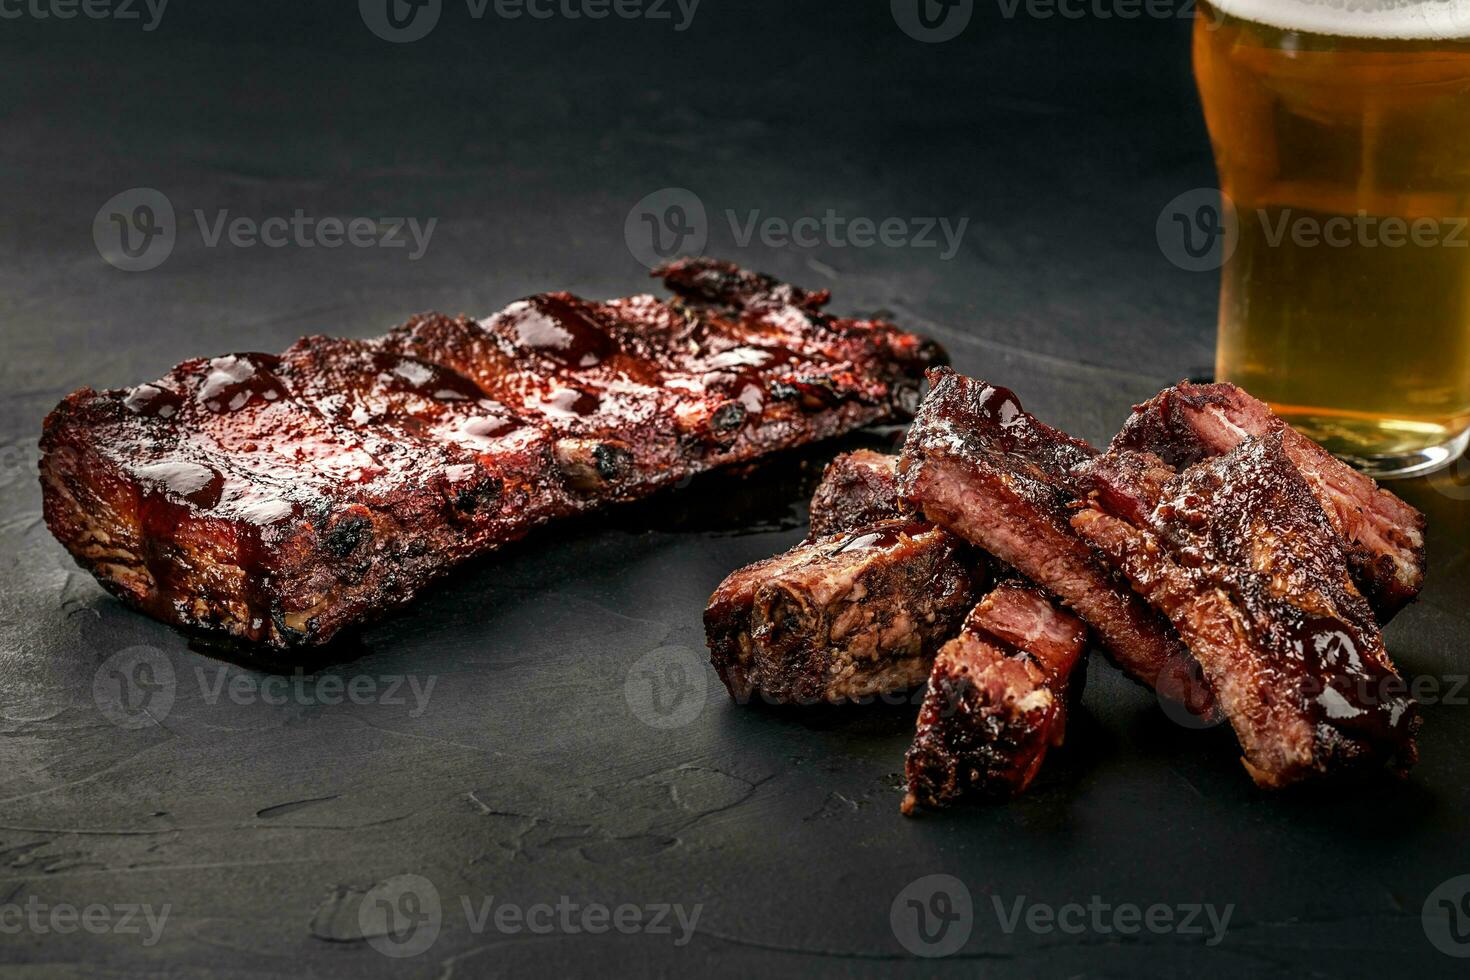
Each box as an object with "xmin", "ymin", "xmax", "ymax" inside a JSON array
[
  {"xmin": 705, "ymin": 450, "xmax": 978, "ymax": 704},
  {"xmin": 702, "ymin": 365, "xmax": 1430, "ymax": 804},
  {"xmin": 806, "ymin": 449, "xmax": 905, "ymax": 540},
  {"xmin": 803, "ymin": 451, "xmax": 1094, "ymax": 806},
  {"xmin": 896, "ymin": 368, "xmax": 1206, "ymax": 714},
  {"xmin": 1071, "ymin": 435, "xmax": 1419, "ymax": 787},
  {"xmin": 1113, "ymin": 382, "xmax": 1426, "ymax": 620},
  {"xmin": 40, "ymin": 259, "xmax": 944, "ymax": 649},
  {"xmin": 704, "ymin": 519, "xmax": 978, "ymax": 704},
  {"xmin": 903, "ymin": 578, "xmax": 1089, "ymax": 812}
]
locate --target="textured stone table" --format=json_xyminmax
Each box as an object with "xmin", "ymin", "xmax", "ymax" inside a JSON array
[{"xmin": 2, "ymin": 3, "xmax": 1467, "ymax": 976}]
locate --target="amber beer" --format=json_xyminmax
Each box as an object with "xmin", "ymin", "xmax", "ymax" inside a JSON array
[{"xmin": 1195, "ymin": 0, "xmax": 1470, "ymax": 476}]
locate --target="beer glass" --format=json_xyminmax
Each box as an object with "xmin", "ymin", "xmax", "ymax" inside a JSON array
[{"xmin": 1195, "ymin": 0, "xmax": 1470, "ymax": 477}]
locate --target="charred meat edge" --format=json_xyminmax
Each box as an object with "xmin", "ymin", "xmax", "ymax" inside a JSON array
[{"xmin": 40, "ymin": 259, "xmax": 945, "ymax": 649}]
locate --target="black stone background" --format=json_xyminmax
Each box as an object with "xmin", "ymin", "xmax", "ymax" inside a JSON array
[{"xmin": 2, "ymin": 2, "xmax": 1469, "ymax": 976}]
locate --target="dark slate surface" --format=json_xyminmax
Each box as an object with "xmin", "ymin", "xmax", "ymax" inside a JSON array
[{"xmin": 3, "ymin": 3, "xmax": 1469, "ymax": 977}]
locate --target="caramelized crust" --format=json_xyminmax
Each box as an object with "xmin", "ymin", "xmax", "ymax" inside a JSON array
[
  {"xmin": 903, "ymin": 579, "xmax": 1088, "ymax": 812},
  {"xmin": 1113, "ymin": 381, "xmax": 1425, "ymax": 620},
  {"xmin": 40, "ymin": 259, "xmax": 943, "ymax": 649},
  {"xmin": 806, "ymin": 450, "xmax": 903, "ymax": 540},
  {"xmin": 1071, "ymin": 435, "xmax": 1419, "ymax": 787},
  {"xmin": 897, "ymin": 368, "xmax": 1204, "ymax": 713},
  {"xmin": 704, "ymin": 521, "xmax": 977, "ymax": 704}
]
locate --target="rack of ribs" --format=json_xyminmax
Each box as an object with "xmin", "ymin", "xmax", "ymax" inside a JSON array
[
  {"xmin": 40, "ymin": 259, "xmax": 945, "ymax": 650},
  {"xmin": 897, "ymin": 367, "xmax": 1208, "ymax": 716},
  {"xmin": 1071, "ymin": 434, "xmax": 1419, "ymax": 787},
  {"xmin": 903, "ymin": 578, "xmax": 1088, "ymax": 813},
  {"xmin": 1112, "ymin": 381, "xmax": 1425, "ymax": 620}
]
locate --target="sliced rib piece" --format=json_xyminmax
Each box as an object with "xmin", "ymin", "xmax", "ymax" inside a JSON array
[
  {"xmin": 903, "ymin": 579, "xmax": 1089, "ymax": 812},
  {"xmin": 1113, "ymin": 381, "xmax": 1425, "ymax": 620},
  {"xmin": 704, "ymin": 520, "xmax": 977, "ymax": 704},
  {"xmin": 897, "ymin": 367, "xmax": 1205, "ymax": 712},
  {"xmin": 1071, "ymin": 435, "xmax": 1419, "ymax": 788},
  {"xmin": 807, "ymin": 450, "xmax": 902, "ymax": 540},
  {"xmin": 40, "ymin": 259, "xmax": 944, "ymax": 650}
]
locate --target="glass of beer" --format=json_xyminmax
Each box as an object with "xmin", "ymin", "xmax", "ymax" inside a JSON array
[{"xmin": 1195, "ymin": 0, "xmax": 1470, "ymax": 477}]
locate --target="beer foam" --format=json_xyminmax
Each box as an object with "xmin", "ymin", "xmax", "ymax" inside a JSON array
[{"xmin": 1207, "ymin": 0, "xmax": 1470, "ymax": 39}]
